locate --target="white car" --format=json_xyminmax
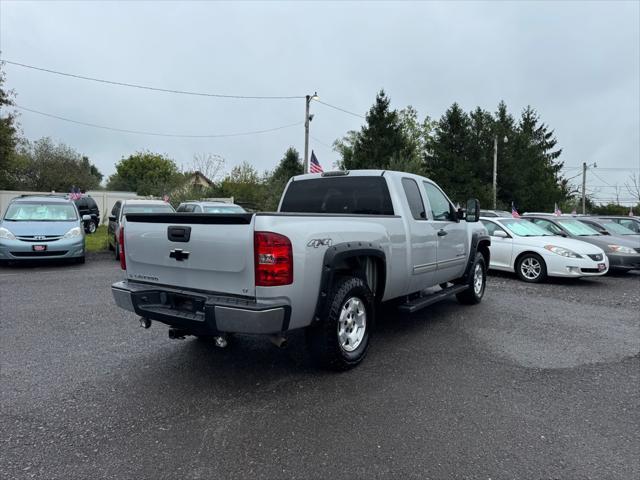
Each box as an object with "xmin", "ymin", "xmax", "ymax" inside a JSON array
[{"xmin": 480, "ymin": 217, "xmax": 609, "ymax": 282}]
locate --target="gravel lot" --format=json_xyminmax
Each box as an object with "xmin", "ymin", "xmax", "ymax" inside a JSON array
[{"xmin": 1, "ymin": 256, "xmax": 638, "ymax": 480}]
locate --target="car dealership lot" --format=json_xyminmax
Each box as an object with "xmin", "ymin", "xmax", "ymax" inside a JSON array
[{"xmin": 1, "ymin": 257, "xmax": 638, "ymax": 479}]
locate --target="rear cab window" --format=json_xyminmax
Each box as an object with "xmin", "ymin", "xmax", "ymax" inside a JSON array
[
  {"xmin": 280, "ymin": 176, "xmax": 394, "ymax": 215},
  {"xmin": 401, "ymin": 178, "xmax": 426, "ymax": 220}
]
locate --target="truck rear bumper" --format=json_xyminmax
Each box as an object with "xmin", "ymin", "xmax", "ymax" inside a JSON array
[{"xmin": 112, "ymin": 280, "xmax": 290, "ymax": 335}]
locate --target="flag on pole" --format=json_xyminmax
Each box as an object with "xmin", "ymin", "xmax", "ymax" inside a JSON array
[
  {"xmin": 162, "ymin": 194, "xmax": 170, "ymax": 203},
  {"xmin": 511, "ymin": 202, "xmax": 521, "ymax": 218},
  {"xmin": 554, "ymin": 203, "xmax": 562, "ymax": 216},
  {"xmin": 309, "ymin": 150, "xmax": 323, "ymax": 173}
]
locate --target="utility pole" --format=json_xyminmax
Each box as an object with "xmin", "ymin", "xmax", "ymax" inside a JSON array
[
  {"xmin": 581, "ymin": 162, "xmax": 587, "ymax": 215},
  {"xmin": 493, "ymin": 135, "xmax": 498, "ymax": 210},
  {"xmin": 303, "ymin": 92, "xmax": 318, "ymax": 174}
]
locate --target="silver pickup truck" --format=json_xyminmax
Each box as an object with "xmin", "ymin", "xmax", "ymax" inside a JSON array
[{"xmin": 112, "ymin": 170, "xmax": 490, "ymax": 369}]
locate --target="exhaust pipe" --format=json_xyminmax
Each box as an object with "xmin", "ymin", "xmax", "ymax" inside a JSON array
[
  {"xmin": 269, "ymin": 335, "xmax": 288, "ymax": 349},
  {"xmin": 214, "ymin": 335, "xmax": 228, "ymax": 348}
]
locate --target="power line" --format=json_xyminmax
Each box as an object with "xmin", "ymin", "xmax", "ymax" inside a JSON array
[
  {"xmin": 4, "ymin": 60, "xmax": 304, "ymax": 100},
  {"xmin": 310, "ymin": 134, "xmax": 334, "ymax": 150},
  {"xmin": 15, "ymin": 105, "xmax": 303, "ymax": 138},
  {"xmin": 315, "ymin": 99, "xmax": 365, "ymax": 119}
]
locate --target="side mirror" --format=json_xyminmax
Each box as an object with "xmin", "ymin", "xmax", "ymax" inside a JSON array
[
  {"xmin": 108, "ymin": 215, "xmax": 116, "ymax": 222},
  {"xmin": 493, "ymin": 230, "xmax": 509, "ymax": 238},
  {"xmin": 465, "ymin": 198, "xmax": 480, "ymax": 222},
  {"xmin": 82, "ymin": 214, "xmax": 92, "ymax": 222}
]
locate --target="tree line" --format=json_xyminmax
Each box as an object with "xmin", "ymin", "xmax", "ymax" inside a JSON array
[{"xmin": 1, "ymin": 62, "xmax": 637, "ymax": 213}]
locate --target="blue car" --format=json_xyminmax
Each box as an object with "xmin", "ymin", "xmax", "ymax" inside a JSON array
[{"xmin": 0, "ymin": 195, "xmax": 90, "ymax": 265}]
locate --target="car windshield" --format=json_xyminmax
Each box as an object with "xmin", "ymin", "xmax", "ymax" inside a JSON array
[
  {"xmin": 557, "ymin": 219, "xmax": 600, "ymax": 236},
  {"xmin": 123, "ymin": 204, "xmax": 175, "ymax": 214},
  {"xmin": 500, "ymin": 219, "xmax": 554, "ymax": 236},
  {"xmin": 4, "ymin": 202, "xmax": 78, "ymax": 221},
  {"xmin": 599, "ymin": 221, "xmax": 637, "ymax": 235},
  {"xmin": 616, "ymin": 219, "xmax": 640, "ymax": 233},
  {"xmin": 203, "ymin": 205, "xmax": 245, "ymax": 213}
]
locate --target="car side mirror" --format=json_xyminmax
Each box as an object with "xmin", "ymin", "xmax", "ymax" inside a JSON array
[
  {"xmin": 82, "ymin": 214, "xmax": 91, "ymax": 222},
  {"xmin": 465, "ymin": 198, "xmax": 480, "ymax": 222},
  {"xmin": 493, "ymin": 230, "xmax": 508, "ymax": 238}
]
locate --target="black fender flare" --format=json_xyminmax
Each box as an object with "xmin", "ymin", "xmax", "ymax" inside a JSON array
[
  {"xmin": 462, "ymin": 232, "xmax": 491, "ymax": 281},
  {"xmin": 312, "ymin": 242, "xmax": 386, "ymax": 323}
]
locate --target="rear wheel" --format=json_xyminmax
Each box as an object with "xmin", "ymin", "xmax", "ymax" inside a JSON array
[
  {"xmin": 75, "ymin": 256, "xmax": 85, "ymax": 265},
  {"xmin": 86, "ymin": 220, "xmax": 97, "ymax": 234},
  {"xmin": 516, "ymin": 253, "xmax": 547, "ymax": 283},
  {"xmin": 307, "ymin": 276, "xmax": 374, "ymax": 370},
  {"xmin": 456, "ymin": 253, "xmax": 487, "ymax": 305},
  {"xmin": 114, "ymin": 243, "xmax": 120, "ymax": 261}
]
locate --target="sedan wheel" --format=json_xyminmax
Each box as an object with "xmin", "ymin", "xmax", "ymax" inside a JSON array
[{"xmin": 516, "ymin": 254, "xmax": 547, "ymax": 283}]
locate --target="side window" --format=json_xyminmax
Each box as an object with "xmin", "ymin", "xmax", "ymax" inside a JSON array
[
  {"xmin": 76, "ymin": 198, "xmax": 87, "ymax": 210},
  {"xmin": 531, "ymin": 219, "xmax": 562, "ymax": 235},
  {"xmin": 481, "ymin": 220, "xmax": 506, "ymax": 237},
  {"xmin": 194, "ymin": 205, "xmax": 202, "ymax": 213},
  {"xmin": 401, "ymin": 178, "xmax": 426, "ymax": 220},
  {"xmin": 87, "ymin": 198, "xmax": 97, "ymax": 210},
  {"xmin": 423, "ymin": 182, "xmax": 453, "ymax": 221},
  {"xmin": 176, "ymin": 204, "xmax": 186, "ymax": 212}
]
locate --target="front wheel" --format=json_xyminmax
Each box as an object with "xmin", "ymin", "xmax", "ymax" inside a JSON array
[
  {"xmin": 86, "ymin": 220, "xmax": 97, "ymax": 234},
  {"xmin": 456, "ymin": 253, "xmax": 487, "ymax": 305},
  {"xmin": 307, "ymin": 276, "xmax": 374, "ymax": 371},
  {"xmin": 516, "ymin": 253, "xmax": 547, "ymax": 283}
]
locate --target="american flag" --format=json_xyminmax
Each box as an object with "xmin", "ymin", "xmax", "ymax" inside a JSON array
[
  {"xmin": 554, "ymin": 203, "xmax": 562, "ymax": 216},
  {"xmin": 511, "ymin": 202, "xmax": 521, "ymax": 218},
  {"xmin": 309, "ymin": 151, "xmax": 323, "ymax": 174}
]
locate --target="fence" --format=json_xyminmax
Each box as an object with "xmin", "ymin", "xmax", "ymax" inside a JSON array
[{"xmin": 0, "ymin": 190, "xmax": 140, "ymax": 224}]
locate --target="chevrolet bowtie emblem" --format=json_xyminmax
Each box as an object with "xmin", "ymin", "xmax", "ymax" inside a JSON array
[{"xmin": 169, "ymin": 249, "xmax": 190, "ymax": 261}]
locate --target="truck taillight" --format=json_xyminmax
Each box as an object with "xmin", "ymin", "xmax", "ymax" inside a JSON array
[
  {"xmin": 119, "ymin": 225, "xmax": 126, "ymax": 270},
  {"xmin": 254, "ymin": 232, "xmax": 293, "ymax": 286}
]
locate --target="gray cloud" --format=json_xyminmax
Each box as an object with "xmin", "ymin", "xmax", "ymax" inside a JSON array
[{"xmin": 1, "ymin": 0, "xmax": 638, "ymax": 202}]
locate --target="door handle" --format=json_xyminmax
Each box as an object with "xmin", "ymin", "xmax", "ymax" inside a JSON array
[{"xmin": 437, "ymin": 229, "xmax": 448, "ymax": 237}]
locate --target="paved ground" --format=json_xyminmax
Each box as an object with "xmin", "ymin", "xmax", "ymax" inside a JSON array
[{"xmin": 1, "ymin": 256, "xmax": 638, "ymax": 480}]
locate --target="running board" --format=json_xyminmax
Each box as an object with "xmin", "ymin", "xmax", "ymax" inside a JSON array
[{"xmin": 397, "ymin": 285, "xmax": 468, "ymax": 314}]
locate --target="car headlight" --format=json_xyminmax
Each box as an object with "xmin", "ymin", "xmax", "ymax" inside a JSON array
[
  {"xmin": 608, "ymin": 245, "xmax": 639, "ymax": 255},
  {"xmin": 63, "ymin": 227, "xmax": 82, "ymax": 239},
  {"xmin": 0, "ymin": 227, "xmax": 16, "ymax": 240},
  {"xmin": 544, "ymin": 245, "xmax": 583, "ymax": 258}
]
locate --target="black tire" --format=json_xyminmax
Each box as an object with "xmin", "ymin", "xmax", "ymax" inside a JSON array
[
  {"xmin": 456, "ymin": 252, "xmax": 487, "ymax": 305},
  {"xmin": 515, "ymin": 253, "xmax": 547, "ymax": 283},
  {"xmin": 114, "ymin": 243, "xmax": 120, "ymax": 261},
  {"xmin": 307, "ymin": 276, "xmax": 374, "ymax": 371},
  {"xmin": 75, "ymin": 256, "xmax": 85, "ymax": 265},
  {"xmin": 86, "ymin": 220, "xmax": 97, "ymax": 234},
  {"xmin": 108, "ymin": 239, "xmax": 114, "ymax": 251}
]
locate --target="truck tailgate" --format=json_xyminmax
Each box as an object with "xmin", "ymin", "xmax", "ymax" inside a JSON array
[{"xmin": 123, "ymin": 213, "xmax": 256, "ymax": 297}]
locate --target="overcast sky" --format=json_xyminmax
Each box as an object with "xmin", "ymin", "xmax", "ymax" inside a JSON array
[{"xmin": 1, "ymin": 1, "xmax": 639, "ymax": 203}]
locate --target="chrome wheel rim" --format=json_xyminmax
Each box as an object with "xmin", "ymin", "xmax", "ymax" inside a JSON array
[
  {"xmin": 521, "ymin": 257, "xmax": 541, "ymax": 280},
  {"xmin": 337, "ymin": 297, "xmax": 367, "ymax": 352},
  {"xmin": 473, "ymin": 263, "xmax": 484, "ymax": 295},
  {"xmin": 88, "ymin": 221, "xmax": 96, "ymax": 234}
]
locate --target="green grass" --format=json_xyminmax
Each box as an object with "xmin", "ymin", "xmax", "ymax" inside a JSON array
[{"xmin": 85, "ymin": 225, "xmax": 110, "ymax": 253}]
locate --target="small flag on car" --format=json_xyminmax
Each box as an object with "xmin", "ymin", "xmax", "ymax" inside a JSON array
[
  {"xmin": 554, "ymin": 203, "xmax": 562, "ymax": 216},
  {"xmin": 309, "ymin": 150, "xmax": 323, "ymax": 174},
  {"xmin": 511, "ymin": 202, "xmax": 520, "ymax": 218},
  {"xmin": 162, "ymin": 194, "xmax": 170, "ymax": 203}
]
